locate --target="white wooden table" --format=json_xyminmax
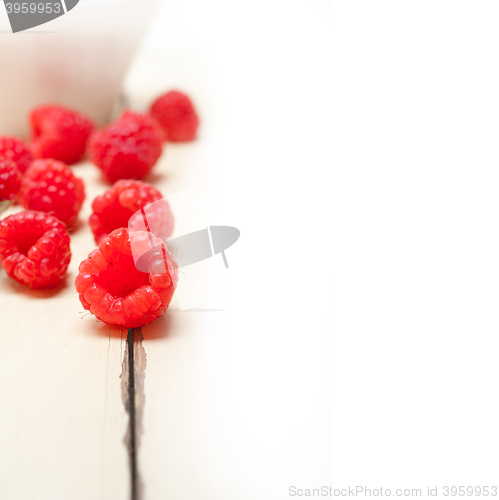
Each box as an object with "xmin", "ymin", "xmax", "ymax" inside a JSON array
[
  {"xmin": 0, "ymin": 49, "xmax": 224, "ymax": 500},
  {"xmin": 0, "ymin": 4, "xmax": 333, "ymax": 496}
]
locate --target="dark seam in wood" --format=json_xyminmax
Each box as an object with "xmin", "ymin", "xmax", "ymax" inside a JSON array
[
  {"xmin": 121, "ymin": 327, "xmax": 147, "ymax": 500},
  {"xmin": 129, "ymin": 328, "xmax": 138, "ymax": 500}
]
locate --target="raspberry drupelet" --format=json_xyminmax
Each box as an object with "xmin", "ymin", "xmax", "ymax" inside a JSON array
[
  {"xmin": 0, "ymin": 136, "xmax": 33, "ymax": 174},
  {"xmin": 30, "ymin": 104, "xmax": 95, "ymax": 165},
  {"xmin": 75, "ymin": 228, "xmax": 178, "ymax": 328},
  {"xmin": 20, "ymin": 159, "xmax": 85, "ymax": 228},
  {"xmin": 89, "ymin": 179, "xmax": 173, "ymax": 244},
  {"xmin": 89, "ymin": 111, "xmax": 164, "ymax": 183},
  {"xmin": 149, "ymin": 90, "xmax": 199, "ymax": 142},
  {"xmin": 0, "ymin": 158, "xmax": 22, "ymax": 203},
  {"xmin": 0, "ymin": 211, "xmax": 71, "ymax": 288}
]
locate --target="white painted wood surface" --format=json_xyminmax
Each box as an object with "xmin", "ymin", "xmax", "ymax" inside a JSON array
[
  {"xmin": 126, "ymin": 44, "xmax": 332, "ymax": 499},
  {"xmin": 0, "ymin": 162, "xmax": 130, "ymax": 500},
  {"xmin": 0, "ymin": 47, "xmax": 226, "ymax": 500}
]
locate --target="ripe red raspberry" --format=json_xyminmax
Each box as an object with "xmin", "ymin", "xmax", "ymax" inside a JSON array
[
  {"xmin": 0, "ymin": 158, "xmax": 22, "ymax": 203},
  {"xmin": 0, "ymin": 136, "xmax": 33, "ymax": 174},
  {"xmin": 89, "ymin": 179, "xmax": 173, "ymax": 244},
  {"xmin": 20, "ymin": 159, "xmax": 85, "ymax": 228},
  {"xmin": 89, "ymin": 111, "xmax": 163, "ymax": 183},
  {"xmin": 75, "ymin": 227, "xmax": 178, "ymax": 328},
  {"xmin": 0, "ymin": 210, "xmax": 71, "ymax": 289},
  {"xmin": 30, "ymin": 104, "xmax": 95, "ymax": 165},
  {"xmin": 149, "ymin": 90, "xmax": 199, "ymax": 142}
]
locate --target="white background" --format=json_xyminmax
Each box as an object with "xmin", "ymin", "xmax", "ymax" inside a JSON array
[
  {"xmin": 329, "ymin": 0, "xmax": 499, "ymax": 495},
  {"xmin": 146, "ymin": 0, "xmax": 499, "ymax": 495}
]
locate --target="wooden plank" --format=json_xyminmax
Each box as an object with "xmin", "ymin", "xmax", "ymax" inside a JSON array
[
  {"xmin": 124, "ymin": 8, "xmax": 333, "ymax": 492},
  {"xmin": 138, "ymin": 311, "xmax": 237, "ymax": 500},
  {"xmin": 124, "ymin": 46, "xmax": 332, "ymax": 498},
  {"xmin": 124, "ymin": 50, "xmax": 251, "ymax": 499},
  {"xmin": 0, "ymin": 162, "xmax": 130, "ymax": 500}
]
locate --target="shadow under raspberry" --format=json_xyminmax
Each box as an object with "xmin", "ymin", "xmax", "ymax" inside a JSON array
[{"xmin": 0, "ymin": 271, "xmax": 70, "ymax": 298}]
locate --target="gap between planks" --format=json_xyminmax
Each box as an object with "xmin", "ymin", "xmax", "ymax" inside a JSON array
[{"xmin": 121, "ymin": 328, "xmax": 147, "ymax": 500}]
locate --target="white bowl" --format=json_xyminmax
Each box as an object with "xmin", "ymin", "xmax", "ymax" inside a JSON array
[{"xmin": 0, "ymin": 0, "xmax": 161, "ymax": 136}]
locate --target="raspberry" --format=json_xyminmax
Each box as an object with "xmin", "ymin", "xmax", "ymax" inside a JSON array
[
  {"xmin": 0, "ymin": 158, "xmax": 22, "ymax": 203},
  {"xmin": 149, "ymin": 90, "xmax": 199, "ymax": 142},
  {"xmin": 89, "ymin": 179, "xmax": 172, "ymax": 244},
  {"xmin": 30, "ymin": 104, "xmax": 95, "ymax": 165},
  {"xmin": 0, "ymin": 136, "xmax": 33, "ymax": 174},
  {"xmin": 89, "ymin": 111, "xmax": 163, "ymax": 183},
  {"xmin": 20, "ymin": 159, "xmax": 85, "ymax": 228},
  {"xmin": 75, "ymin": 227, "xmax": 178, "ymax": 328},
  {"xmin": 0, "ymin": 210, "xmax": 71, "ymax": 288}
]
